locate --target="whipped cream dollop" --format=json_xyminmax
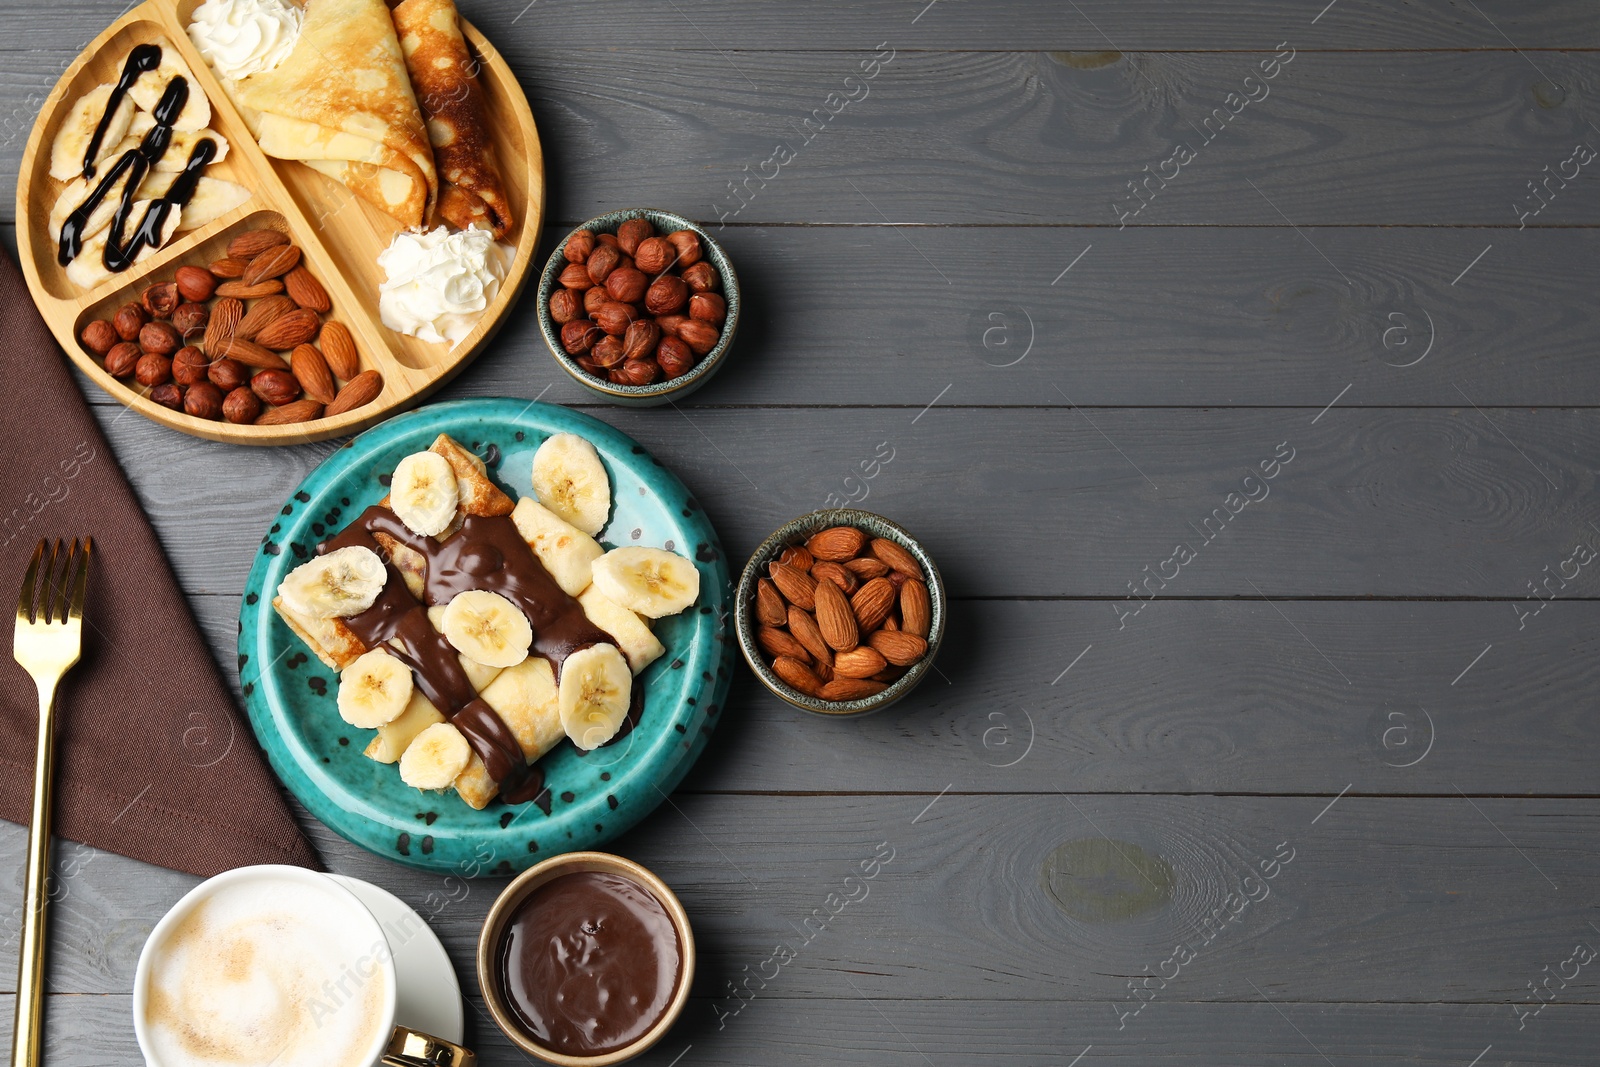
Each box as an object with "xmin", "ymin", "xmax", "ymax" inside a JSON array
[
  {"xmin": 187, "ymin": 0, "xmax": 303, "ymax": 81},
  {"xmin": 377, "ymin": 227, "xmax": 510, "ymax": 346}
]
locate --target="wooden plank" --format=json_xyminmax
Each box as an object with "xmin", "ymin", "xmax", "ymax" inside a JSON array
[
  {"xmin": 5, "ymin": 795, "xmax": 1599, "ymax": 1005},
  {"xmin": 5, "ymin": 49, "xmax": 1600, "ymax": 226},
  {"xmin": 90, "ymin": 403, "xmax": 1600, "ymax": 598}
]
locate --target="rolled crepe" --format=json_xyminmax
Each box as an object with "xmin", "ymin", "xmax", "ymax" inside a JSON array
[
  {"xmin": 232, "ymin": 0, "xmax": 436, "ymax": 227},
  {"xmin": 392, "ymin": 0, "xmax": 513, "ymax": 238}
]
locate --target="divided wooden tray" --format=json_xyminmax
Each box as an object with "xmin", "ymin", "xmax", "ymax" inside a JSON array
[{"xmin": 15, "ymin": 0, "xmax": 544, "ymax": 444}]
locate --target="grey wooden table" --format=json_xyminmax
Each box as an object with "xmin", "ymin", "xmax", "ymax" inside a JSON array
[{"xmin": 3, "ymin": 1, "xmax": 1600, "ymax": 1063}]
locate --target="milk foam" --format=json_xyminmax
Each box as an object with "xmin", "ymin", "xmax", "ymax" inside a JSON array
[{"xmin": 142, "ymin": 874, "xmax": 390, "ymax": 1067}]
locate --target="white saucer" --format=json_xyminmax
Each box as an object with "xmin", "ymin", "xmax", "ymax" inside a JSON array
[{"xmin": 328, "ymin": 874, "xmax": 465, "ymax": 1043}]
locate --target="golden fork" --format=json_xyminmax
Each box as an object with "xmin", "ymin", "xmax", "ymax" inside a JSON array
[{"xmin": 10, "ymin": 539, "xmax": 89, "ymax": 1067}]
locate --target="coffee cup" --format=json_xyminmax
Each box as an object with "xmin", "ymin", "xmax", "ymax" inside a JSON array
[{"xmin": 133, "ymin": 864, "xmax": 473, "ymax": 1067}]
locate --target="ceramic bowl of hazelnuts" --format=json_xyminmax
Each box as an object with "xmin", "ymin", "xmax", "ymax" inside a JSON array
[
  {"xmin": 536, "ymin": 209, "xmax": 739, "ymax": 406},
  {"xmin": 734, "ymin": 509, "xmax": 946, "ymax": 717}
]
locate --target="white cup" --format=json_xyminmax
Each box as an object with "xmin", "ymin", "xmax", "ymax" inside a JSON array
[{"xmin": 132, "ymin": 864, "xmax": 469, "ymax": 1067}]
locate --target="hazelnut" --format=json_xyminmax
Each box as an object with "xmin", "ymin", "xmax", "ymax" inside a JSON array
[
  {"xmin": 585, "ymin": 244, "xmax": 621, "ymax": 286},
  {"xmin": 623, "ymin": 319, "xmax": 661, "ymax": 361},
  {"xmin": 172, "ymin": 346, "xmax": 211, "ymax": 386},
  {"xmin": 676, "ymin": 319, "xmax": 720, "ymax": 355},
  {"xmin": 208, "ymin": 357, "xmax": 250, "ymax": 392},
  {"xmin": 563, "ymin": 229, "xmax": 595, "ymax": 264},
  {"xmin": 113, "ymin": 303, "xmax": 149, "ymax": 341},
  {"xmin": 175, "ymin": 265, "xmax": 218, "ymax": 302},
  {"xmin": 596, "ymin": 233, "xmax": 620, "ymax": 249},
  {"xmin": 222, "ymin": 386, "xmax": 262, "ymax": 424},
  {"xmin": 594, "ymin": 302, "xmax": 637, "ymax": 337},
  {"xmin": 149, "ymin": 383, "xmax": 184, "ymax": 410},
  {"xmin": 80, "ymin": 319, "xmax": 117, "ymax": 356},
  {"xmin": 616, "ymin": 218, "xmax": 654, "ymax": 255},
  {"xmin": 591, "ymin": 334, "xmax": 627, "ymax": 369},
  {"xmin": 665, "ymin": 230, "xmax": 702, "ymax": 267},
  {"xmin": 558, "ymin": 263, "xmax": 594, "ymax": 290},
  {"xmin": 690, "ymin": 291, "xmax": 727, "ymax": 325},
  {"xmin": 610, "ymin": 358, "xmax": 661, "ymax": 386},
  {"xmin": 583, "ymin": 286, "xmax": 612, "ymax": 314},
  {"xmin": 657, "ymin": 336, "xmax": 694, "ymax": 378},
  {"xmin": 574, "ymin": 355, "xmax": 603, "ymax": 376},
  {"xmin": 560, "ymin": 319, "xmax": 603, "ymax": 355},
  {"xmin": 134, "ymin": 353, "xmax": 173, "ymax": 387},
  {"xmin": 655, "ymin": 314, "xmax": 690, "ymax": 338},
  {"xmin": 183, "ymin": 381, "xmax": 224, "ymax": 420},
  {"xmin": 251, "ymin": 368, "xmax": 301, "ymax": 406},
  {"xmin": 141, "ymin": 281, "xmax": 181, "ymax": 319},
  {"xmin": 681, "ymin": 261, "xmax": 720, "ymax": 292},
  {"xmin": 634, "ymin": 237, "xmax": 673, "ymax": 275},
  {"xmin": 549, "ymin": 288, "xmax": 581, "ymax": 325},
  {"xmin": 645, "ymin": 275, "xmax": 689, "ymax": 315},
  {"xmin": 605, "ymin": 266, "xmax": 648, "ymax": 304},
  {"xmin": 104, "ymin": 341, "xmax": 142, "ymax": 378},
  {"xmin": 139, "ymin": 321, "xmax": 182, "ymax": 357},
  {"xmin": 171, "ymin": 302, "xmax": 210, "ymax": 337}
]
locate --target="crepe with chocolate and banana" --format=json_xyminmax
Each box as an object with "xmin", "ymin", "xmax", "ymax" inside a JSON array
[
  {"xmin": 391, "ymin": 0, "xmax": 513, "ymax": 238},
  {"xmin": 231, "ymin": 0, "xmax": 437, "ymax": 227}
]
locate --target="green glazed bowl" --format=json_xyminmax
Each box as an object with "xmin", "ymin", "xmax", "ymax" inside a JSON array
[
  {"xmin": 238, "ymin": 399, "xmax": 734, "ymax": 874},
  {"xmin": 735, "ymin": 509, "xmax": 946, "ymax": 717},
  {"xmin": 536, "ymin": 208, "xmax": 740, "ymax": 406}
]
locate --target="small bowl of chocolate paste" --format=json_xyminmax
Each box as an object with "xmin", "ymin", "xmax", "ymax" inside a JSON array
[{"xmin": 478, "ymin": 852, "xmax": 694, "ymax": 1065}]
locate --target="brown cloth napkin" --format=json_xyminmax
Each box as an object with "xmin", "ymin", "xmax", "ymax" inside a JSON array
[{"xmin": 0, "ymin": 249, "xmax": 320, "ymax": 877}]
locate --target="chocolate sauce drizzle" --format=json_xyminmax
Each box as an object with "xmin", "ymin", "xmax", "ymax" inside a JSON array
[
  {"xmin": 58, "ymin": 45, "xmax": 216, "ymax": 272},
  {"xmin": 323, "ymin": 504, "xmax": 637, "ymax": 808}
]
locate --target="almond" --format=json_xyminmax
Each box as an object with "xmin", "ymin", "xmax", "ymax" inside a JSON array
[
  {"xmin": 255, "ymin": 308, "xmax": 322, "ymax": 350},
  {"xmin": 870, "ymin": 665, "xmax": 907, "ymax": 684},
  {"xmin": 208, "ymin": 257, "xmax": 248, "ymax": 279},
  {"xmin": 227, "ymin": 228, "xmax": 288, "ymax": 260},
  {"xmin": 786, "ymin": 607, "xmax": 832, "ymax": 666},
  {"xmin": 900, "ymin": 578, "xmax": 931, "ymax": 638},
  {"xmin": 845, "ymin": 557, "xmax": 890, "ymax": 581},
  {"xmin": 882, "ymin": 614, "xmax": 899, "ymax": 631},
  {"xmin": 234, "ymin": 294, "xmax": 296, "ymax": 341},
  {"xmin": 755, "ymin": 578, "xmax": 788, "ymax": 627},
  {"xmin": 778, "ymin": 545, "xmax": 814, "ymax": 571},
  {"xmin": 318, "ymin": 321, "xmax": 360, "ymax": 380},
  {"xmin": 771, "ymin": 656, "xmax": 823, "ymax": 697},
  {"xmin": 833, "ymin": 646, "xmax": 887, "ymax": 679},
  {"xmin": 283, "ymin": 266, "xmax": 331, "ymax": 312},
  {"xmin": 242, "ymin": 244, "xmax": 302, "ymax": 286},
  {"xmin": 757, "ymin": 625, "xmax": 810, "ymax": 664},
  {"xmin": 867, "ymin": 629, "xmax": 927, "ymax": 667},
  {"xmin": 216, "ymin": 338, "xmax": 287, "ymax": 370},
  {"xmin": 768, "ymin": 561, "xmax": 816, "ymax": 611},
  {"xmin": 203, "ymin": 296, "xmax": 243, "ymax": 352},
  {"xmin": 811, "ymin": 560, "xmax": 858, "ymax": 595},
  {"xmin": 255, "ymin": 398, "xmax": 323, "ymax": 425},
  {"xmin": 812, "ymin": 577, "xmax": 858, "ymax": 652},
  {"xmin": 290, "ymin": 344, "xmax": 336, "ymax": 404},
  {"xmin": 870, "ymin": 537, "xmax": 923, "ymax": 580},
  {"xmin": 324, "ymin": 370, "xmax": 383, "ymax": 416},
  {"xmin": 819, "ymin": 677, "xmax": 886, "ymax": 702},
  {"xmin": 216, "ymin": 279, "xmax": 284, "ymax": 299},
  {"xmin": 814, "ymin": 659, "xmax": 834, "ymax": 683},
  {"xmin": 850, "ymin": 577, "xmax": 897, "ymax": 632},
  {"xmin": 807, "ymin": 526, "xmax": 866, "ymax": 562}
]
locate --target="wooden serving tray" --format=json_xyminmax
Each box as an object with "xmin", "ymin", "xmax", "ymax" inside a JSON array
[{"xmin": 15, "ymin": 0, "xmax": 544, "ymax": 444}]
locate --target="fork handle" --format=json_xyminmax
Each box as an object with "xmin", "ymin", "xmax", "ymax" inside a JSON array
[{"xmin": 11, "ymin": 681, "xmax": 58, "ymax": 1067}]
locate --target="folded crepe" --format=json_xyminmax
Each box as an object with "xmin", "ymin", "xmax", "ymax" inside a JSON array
[
  {"xmin": 232, "ymin": 0, "xmax": 436, "ymax": 227},
  {"xmin": 392, "ymin": 0, "xmax": 513, "ymax": 238}
]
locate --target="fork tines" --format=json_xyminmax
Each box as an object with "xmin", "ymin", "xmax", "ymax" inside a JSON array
[{"xmin": 16, "ymin": 539, "xmax": 91, "ymax": 626}]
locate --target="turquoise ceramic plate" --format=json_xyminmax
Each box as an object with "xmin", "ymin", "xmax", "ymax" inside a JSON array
[{"xmin": 238, "ymin": 399, "xmax": 732, "ymax": 875}]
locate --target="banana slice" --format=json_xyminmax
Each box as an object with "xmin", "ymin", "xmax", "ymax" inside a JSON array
[
  {"xmin": 277, "ymin": 545, "xmax": 387, "ymax": 619},
  {"xmin": 128, "ymin": 47, "xmax": 211, "ymax": 132},
  {"xmin": 591, "ymin": 547, "xmax": 701, "ymax": 619},
  {"xmin": 49, "ymin": 172, "xmax": 134, "ymax": 244},
  {"xmin": 578, "ymin": 585, "xmax": 665, "ymax": 673},
  {"xmin": 441, "ymin": 590, "xmax": 531, "ymax": 668},
  {"xmin": 336, "ymin": 648, "xmax": 414, "ymax": 729},
  {"xmin": 557, "ymin": 643, "xmax": 633, "ymax": 751},
  {"xmin": 422, "ymin": 605, "xmax": 502, "ymax": 692},
  {"xmin": 509, "ymin": 498, "xmax": 603, "ymax": 597},
  {"xmin": 532, "ymin": 433, "xmax": 610, "ymax": 536},
  {"xmin": 120, "ymin": 114, "xmax": 231, "ymax": 170},
  {"xmin": 399, "ymin": 722, "xmax": 472, "ymax": 790},
  {"xmin": 49, "ymin": 84, "xmax": 135, "ymax": 180},
  {"xmin": 64, "ymin": 202, "xmax": 181, "ymax": 290},
  {"xmin": 167, "ymin": 175, "xmax": 251, "ymax": 229},
  {"xmin": 391, "ymin": 451, "xmax": 459, "ymax": 537},
  {"xmin": 364, "ymin": 690, "xmax": 445, "ymax": 763}
]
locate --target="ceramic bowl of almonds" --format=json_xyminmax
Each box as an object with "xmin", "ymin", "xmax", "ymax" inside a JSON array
[
  {"xmin": 536, "ymin": 209, "xmax": 739, "ymax": 407},
  {"xmin": 735, "ymin": 510, "xmax": 945, "ymax": 716}
]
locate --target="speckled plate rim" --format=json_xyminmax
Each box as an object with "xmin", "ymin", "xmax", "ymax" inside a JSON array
[
  {"xmin": 238, "ymin": 398, "xmax": 734, "ymax": 873},
  {"xmin": 535, "ymin": 208, "xmax": 740, "ymax": 403},
  {"xmin": 735, "ymin": 509, "xmax": 946, "ymax": 716}
]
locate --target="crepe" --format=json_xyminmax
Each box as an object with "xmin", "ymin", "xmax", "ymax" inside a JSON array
[
  {"xmin": 232, "ymin": 0, "xmax": 436, "ymax": 227},
  {"xmin": 392, "ymin": 0, "xmax": 513, "ymax": 238}
]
